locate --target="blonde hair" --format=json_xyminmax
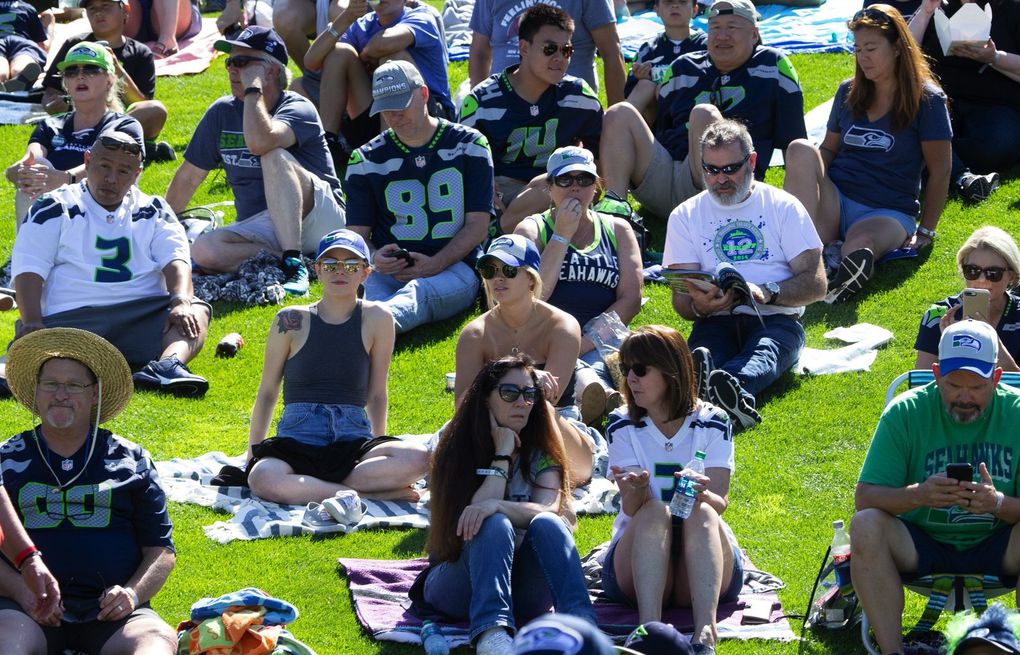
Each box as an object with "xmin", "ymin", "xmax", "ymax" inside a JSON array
[
  {"xmin": 63, "ymin": 68, "xmax": 124, "ymax": 112},
  {"xmin": 957, "ymin": 226, "xmax": 1020, "ymax": 287}
]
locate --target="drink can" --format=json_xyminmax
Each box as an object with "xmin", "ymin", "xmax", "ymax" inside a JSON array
[{"xmin": 216, "ymin": 333, "xmax": 245, "ymax": 358}]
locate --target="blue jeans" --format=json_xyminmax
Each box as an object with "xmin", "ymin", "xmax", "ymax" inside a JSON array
[
  {"xmin": 422, "ymin": 512, "xmax": 596, "ymax": 640},
  {"xmin": 688, "ymin": 314, "xmax": 805, "ymax": 399},
  {"xmin": 363, "ymin": 261, "xmax": 478, "ymax": 334},
  {"xmin": 949, "ymin": 98, "xmax": 1020, "ymax": 179},
  {"xmin": 580, "ymin": 350, "xmax": 614, "ymax": 388},
  {"xmin": 275, "ymin": 402, "xmax": 372, "ymax": 446}
]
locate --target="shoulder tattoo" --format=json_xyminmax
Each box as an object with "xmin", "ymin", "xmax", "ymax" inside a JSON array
[{"xmin": 278, "ymin": 309, "xmax": 303, "ymax": 333}]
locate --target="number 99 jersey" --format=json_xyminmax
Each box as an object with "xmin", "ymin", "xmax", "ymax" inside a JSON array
[{"xmin": 344, "ymin": 120, "xmax": 495, "ymax": 258}]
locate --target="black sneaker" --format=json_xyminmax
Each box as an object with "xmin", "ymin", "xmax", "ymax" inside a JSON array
[
  {"xmin": 133, "ymin": 355, "xmax": 209, "ymax": 397},
  {"xmin": 2, "ymin": 61, "xmax": 40, "ymax": 92},
  {"xmin": 281, "ymin": 256, "xmax": 309, "ymax": 296},
  {"xmin": 691, "ymin": 347, "xmax": 713, "ymax": 401},
  {"xmin": 144, "ymin": 140, "xmax": 177, "ymax": 165},
  {"xmin": 707, "ymin": 369, "xmax": 761, "ymax": 429},
  {"xmin": 825, "ymin": 247, "xmax": 874, "ymax": 304},
  {"xmin": 957, "ymin": 172, "xmax": 1000, "ymax": 203}
]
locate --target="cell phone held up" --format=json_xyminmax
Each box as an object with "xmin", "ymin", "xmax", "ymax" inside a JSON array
[
  {"xmin": 389, "ymin": 248, "xmax": 415, "ymax": 267},
  {"xmin": 962, "ymin": 288, "xmax": 991, "ymax": 320},
  {"xmin": 947, "ymin": 462, "xmax": 973, "ymax": 483}
]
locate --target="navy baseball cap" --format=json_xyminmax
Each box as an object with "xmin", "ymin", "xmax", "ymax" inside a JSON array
[
  {"xmin": 315, "ymin": 229, "xmax": 371, "ymax": 262},
  {"xmin": 623, "ymin": 622, "xmax": 695, "ymax": 655},
  {"xmin": 215, "ymin": 26, "xmax": 289, "ymax": 67},
  {"xmin": 512, "ymin": 615, "xmax": 614, "ymax": 655},
  {"xmin": 953, "ymin": 604, "xmax": 1020, "ymax": 654},
  {"xmin": 479, "ymin": 234, "xmax": 541, "ymax": 273}
]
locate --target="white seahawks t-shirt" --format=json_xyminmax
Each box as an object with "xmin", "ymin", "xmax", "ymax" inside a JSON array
[
  {"xmin": 13, "ymin": 183, "xmax": 189, "ymax": 316},
  {"xmin": 605, "ymin": 401, "xmax": 734, "ymax": 546}
]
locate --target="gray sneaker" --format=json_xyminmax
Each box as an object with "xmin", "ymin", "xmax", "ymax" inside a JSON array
[{"xmin": 133, "ymin": 355, "xmax": 209, "ymax": 397}]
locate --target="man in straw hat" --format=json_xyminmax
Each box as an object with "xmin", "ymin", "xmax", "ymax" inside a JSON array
[
  {"xmin": 8, "ymin": 126, "xmax": 211, "ymax": 398},
  {"xmin": 0, "ymin": 328, "xmax": 177, "ymax": 654}
]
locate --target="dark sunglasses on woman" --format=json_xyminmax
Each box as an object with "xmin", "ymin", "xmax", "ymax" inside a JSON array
[{"xmin": 497, "ymin": 384, "xmax": 539, "ymax": 403}]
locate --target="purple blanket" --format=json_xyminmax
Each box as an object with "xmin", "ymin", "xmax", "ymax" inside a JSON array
[{"xmin": 337, "ymin": 556, "xmax": 796, "ymax": 648}]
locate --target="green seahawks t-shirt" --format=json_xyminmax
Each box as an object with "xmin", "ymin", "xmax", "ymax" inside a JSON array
[{"xmin": 859, "ymin": 382, "xmax": 1020, "ymax": 550}]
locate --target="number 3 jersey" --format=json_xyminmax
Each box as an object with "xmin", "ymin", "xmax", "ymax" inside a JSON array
[
  {"xmin": 344, "ymin": 119, "xmax": 495, "ymax": 258},
  {"xmin": 12, "ymin": 182, "xmax": 190, "ymax": 316},
  {"xmin": 0, "ymin": 428, "xmax": 173, "ymax": 609},
  {"xmin": 459, "ymin": 67, "xmax": 604, "ymax": 182}
]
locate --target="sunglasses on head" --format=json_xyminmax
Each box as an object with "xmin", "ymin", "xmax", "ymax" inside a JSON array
[
  {"xmin": 622, "ymin": 362, "xmax": 652, "ymax": 377},
  {"xmin": 225, "ymin": 55, "xmax": 267, "ymax": 69},
  {"xmin": 701, "ymin": 152, "xmax": 751, "ymax": 176},
  {"xmin": 64, "ymin": 64, "xmax": 105, "ymax": 78},
  {"xmin": 553, "ymin": 173, "xmax": 596, "ymax": 188},
  {"xmin": 497, "ymin": 383, "xmax": 539, "ymax": 404},
  {"xmin": 850, "ymin": 7, "xmax": 892, "ymax": 25},
  {"xmin": 97, "ymin": 135, "xmax": 142, "ymax": 155},
  {"xmin": 478, "ymin": 263, "xmax": 520, "ymax": 279},
  {"xmin": 540, "ymin": 42, "xmax": 574, "ymax": 58},
  {"xmin": 318, "ymin": 258, "xmax": 364, "ymax": 273},
  {"xmin": 962, "ymin": 264, "xmax": 1008, "ymax": 282}
]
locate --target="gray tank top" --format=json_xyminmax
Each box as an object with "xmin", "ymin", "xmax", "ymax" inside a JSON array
[{"xmin": 282, "ymin": 302, "xmax": 369, "ymax": 406}]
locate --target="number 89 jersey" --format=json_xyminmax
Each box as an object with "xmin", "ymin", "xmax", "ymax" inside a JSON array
[
  {"xmin": 344, "ymin": 119, "xmax": 495, "ymax": 258},
  {"xmin": 12, "ymin": 182, "xmax": 190, "ymax": 316}
]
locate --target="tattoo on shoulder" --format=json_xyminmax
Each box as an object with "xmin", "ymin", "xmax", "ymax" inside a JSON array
[{"xmin": 278, "ymin": 309, "xmax": 303, "ymax": 333}]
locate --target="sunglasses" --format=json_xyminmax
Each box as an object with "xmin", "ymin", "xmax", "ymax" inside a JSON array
[
  {"xmin": 962, "ymin": 264, "xmax": 1008, "ymax": 282},
  {"xmin": 478, "ymin": 263, "xmax": 520, "ymax": 279},
  {"xmin": 497, "ymin": 383, "xmax": 539, "ymax": 404},
  {"xmin": 97, "ymin": 135, "xmax": 142, "ymax": 155},
  {"xmin": 225, "ymin": 55, "xmax": 267, "ymax": 69},
  {"xmin": 553, "ymin": 173, "xmax": 596, "ymax": 188},
  {"xmin": 540, "ymin": 42, "xmax": 574, "ymax": 58},
  {"xmin": 38, "ymin": 380, "xmax": 93, "ymax": 394},
  {"xmin": 701, "ymin": 152, "xmax": 751, "ymax": 176},
  {"xmin": 621, "ymin": 362, "xmax": 652, "ymax": 377},
  {"xmin": 64, "ymin": 64, "xmax": 105, "ymax": 78},
  {"xmin": 850, "ymin": 7, "xmax": 892, "ymax": 25},
  {"xmin": 318, "ymin": 258, "xmax": 364, "ymax": 273}
]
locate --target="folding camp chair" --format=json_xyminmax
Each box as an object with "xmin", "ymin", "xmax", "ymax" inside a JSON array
[{"xmin": 859, "ymin": 370, "xmax": 1020, "ymax": 654}]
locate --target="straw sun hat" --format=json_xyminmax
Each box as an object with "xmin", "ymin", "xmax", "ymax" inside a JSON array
[{"xmin": 7, "ymin": 328, "xmax": 133, "ymax": 424}]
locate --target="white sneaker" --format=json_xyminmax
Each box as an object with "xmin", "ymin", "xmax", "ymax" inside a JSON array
[
  {"xmin": 322, "ymin": 490, "xmax": 364, "ymax": 525},
  {"xmin": 476, "ymin": 628, "xmax": 513, "ymax": 655}
]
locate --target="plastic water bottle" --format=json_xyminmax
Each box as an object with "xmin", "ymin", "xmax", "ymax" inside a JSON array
[
  {"xmin": 669, "ymin": 451, "xmax": 707, "ymax": 519},
  {"xmin": 420, "ymin": 621, "xmax": 449, "ymax": 655},
  {"xmin": 831, "ymin": 519, "xmax": 852, "ymax": 590}
]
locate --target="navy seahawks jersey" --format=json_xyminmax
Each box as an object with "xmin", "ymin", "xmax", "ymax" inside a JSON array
[
  {"xmin": 656, "ymin": 46, "xmax": 806, "ymax": 179},
  {"xmin": 0, "ymin": 428, "xmax": 173, "ymax": 618},
  {"xmin": 344, "ymin": 119, "xmax": 494, "ymax": 258},
  {"xmin": 459, "ymin": 67, "xmax": 603, "ymax": 181},
  {"xmin": 624, "ymin": 31, "xmax": 707, "ymax": 97}
]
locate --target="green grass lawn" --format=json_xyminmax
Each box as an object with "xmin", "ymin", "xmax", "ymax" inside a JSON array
[{"xmin": 0, "ymin": 21, "xmax": 1018, "ymax": 654}]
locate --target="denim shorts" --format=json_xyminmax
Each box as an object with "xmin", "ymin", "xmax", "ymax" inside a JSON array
[
  {"xmin": 838, "ymin": 188, "xmax": 916, "ymax": 240},
  {"xmin": 275, "ymin": 402, "xmax": 373, "ymax": 446},
  {"xmin": 902, "ymin": 520, "xmax": 1018, "ymax": 587},
  {"xmin": 600, "ymin": 516, "xmax": 744, "ymax": 605}
]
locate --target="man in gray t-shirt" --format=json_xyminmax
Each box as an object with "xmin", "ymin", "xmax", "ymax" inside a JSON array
[{"xmin": 468, "ymin": 0, "xmax": 626, "ymax": 105}]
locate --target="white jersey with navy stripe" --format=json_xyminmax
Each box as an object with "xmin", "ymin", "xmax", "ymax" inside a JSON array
[{"xmin": 13, "ymin": 182, "xmax": 189, "ymax": 316}]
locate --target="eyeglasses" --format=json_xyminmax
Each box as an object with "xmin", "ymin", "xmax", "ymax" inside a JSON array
[
  {"xmin": 478, "ymin": 263, "xmax": 520, "ymax": 279},
  {"xmin": 497, "ymin": 383, "xmax": 539, "ymax": 404},
  {"xmin": 850, "ymin": 7, "xmax": 891, "ymax": 25},
  {"xmin": 621, "ymin": 362, "xmax": 651, "ymax": 377},
  {"xmin": 38, "ymin": 380, "xmax": 93, "ymax": 394},
  {"xmin": 225, "ymin": 55, "xmax": 267, "ymax": 69},
  {"xmin": 552, "ymin": 173, "xmax": 596, "ymax": 188},
  {"xmin": 962, "ymin": 264, "xmax": 1008, "ymax": 282},
  {"xmin": 97, "ymin": 135, "xmax": 142, "ymax": 155},
  {"xmin": 540, "ymin": 42, "xmax": 574, "ymax": 58},
  {"xmin": 318, "ymin": 258, "xmax": 364, "ymax": 274},
  {"xmin": 701, "ymin": 152, "xmax": 751, "ymax": 176},
  {"xmin": 64, "ymin": 65, "xmax": 105, "ymax": 78}
]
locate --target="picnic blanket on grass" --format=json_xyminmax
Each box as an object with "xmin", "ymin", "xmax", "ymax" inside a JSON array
[
  {"xmin": 156, "ymin": 449, "xmax": 620, "ymax": 544},
  {"xmin": 337, "ymin": 554, "xmax": 796, "ymax": 648}
]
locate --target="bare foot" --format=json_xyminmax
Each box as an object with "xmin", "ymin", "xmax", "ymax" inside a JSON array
[{"xmin": 362, "ymin": 486, "xmax": 421, "ymax": 502}]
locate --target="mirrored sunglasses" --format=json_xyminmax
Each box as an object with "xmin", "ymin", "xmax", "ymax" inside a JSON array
[
  {"xmin": 478, "ymin": 263, "xmax": 520, "ymax": 279},
  {"xmin": 541, "ymin": 42, "xmax": 574, "ymax": 58},
  {"xmin": 701, "ymin": 152, "xmax": 751, "ymax": 176},
  {"xmin": 553, "ymin": 173, "xmax": 596, "ymax": 188},
  {"xmin": 497, "ymin": 383, "xmax": 539, "ymax": 403},
  {"xmin": 318, "ymin": 258, "xmax": 364, "ymax": 274}
]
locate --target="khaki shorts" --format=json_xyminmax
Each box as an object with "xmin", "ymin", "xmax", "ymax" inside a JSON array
[
  {"xmin": 632, "ymin": 140, "xmax": 699, "ymax": 219},
  {"xmin": 223, "ymin": 176, "xmax": 346, "ymax": 255}
]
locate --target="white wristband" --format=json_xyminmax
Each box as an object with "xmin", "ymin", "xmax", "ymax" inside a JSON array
[
  {"xmin": 549, "ymin": 233, "xmax": 570, "ymax": 247},
  {"xmin": 994, "ymin": 490, "xmax": 1005, "ymax": 515},
  {"xmin": 476, "ymin": 467, "xmax": 508, "ymax": 480},
  {"xmin": 125, "ymin": 586, "xmax": 140, "ymax": 607}
]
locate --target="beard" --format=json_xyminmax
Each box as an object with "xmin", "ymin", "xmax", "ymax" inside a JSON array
[
  {"xmin": 708, "ymin": 172, "xmax": 753, "ymax": 207},
  {"xmin": 949, "ymin": 402, "xmax": 984, "ymax": 424}
]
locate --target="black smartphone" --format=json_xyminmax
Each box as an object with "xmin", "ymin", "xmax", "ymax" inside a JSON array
[
  {"xmin": 947, "ymin": 463, "xmax": 973, "ymax": 483},
  {"xmin": 390, "ymin": 249, "xmax": 414, "ymax": 266}
]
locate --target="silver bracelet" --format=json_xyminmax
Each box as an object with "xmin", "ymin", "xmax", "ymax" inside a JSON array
[
  {"xmin": 994, "ymin": 490, "xmax": 1005, "ymax": 515},
  {"xmin": 476, "ymin": 467, "xmax": 508, "ymax": 480}
]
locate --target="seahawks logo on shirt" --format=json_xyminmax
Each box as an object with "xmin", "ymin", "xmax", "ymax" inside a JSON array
[
  {"xmin": 843, "ymin": 125, "xmax": 894, "ymax": 152},
  {"xmin": 713, "ymin": 221, "xmax": 765, "ymax": 263}
]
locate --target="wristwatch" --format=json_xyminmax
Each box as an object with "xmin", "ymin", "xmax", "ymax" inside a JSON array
[
  {"xmin": 244, "ymin": 86, "xmax": 263, "ymax": 97},
  {"xmin": 764, "ymin": 281, "xmax": 781, "ymax": 305}
]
